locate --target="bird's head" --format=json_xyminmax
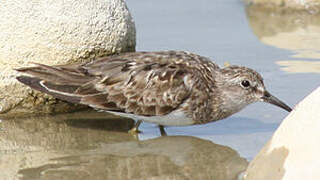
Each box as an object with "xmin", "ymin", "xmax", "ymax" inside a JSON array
[{"xmin": 217, "ymin": 65, "xmax": 292, "ymax": 113}]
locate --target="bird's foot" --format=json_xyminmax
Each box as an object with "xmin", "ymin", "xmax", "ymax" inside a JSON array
[
  {"xmin": 128, "ymin": 126, "xmax": 141, "ymax": 135},
  {"xmin": 159, "ymin": 125, "xmax": 167, "ymax": 136},
  {"xmin": 128, "ymin": 120, "xmax": 142, "ymax": 136}
]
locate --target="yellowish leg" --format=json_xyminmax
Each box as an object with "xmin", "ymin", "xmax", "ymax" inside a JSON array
[{"xmin": 128, "ymin": 120, "xmax": 142, "ymax": 135}]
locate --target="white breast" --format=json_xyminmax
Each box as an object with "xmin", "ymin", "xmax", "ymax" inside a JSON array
[{"xmin": 106, "ymin": 110, "xmax": 194, "ymax": 126}]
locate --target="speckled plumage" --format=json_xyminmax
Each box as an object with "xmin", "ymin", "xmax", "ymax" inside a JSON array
[{"xmin": 16, "ymin": 51, "xmax": 291, "ymax": 130}]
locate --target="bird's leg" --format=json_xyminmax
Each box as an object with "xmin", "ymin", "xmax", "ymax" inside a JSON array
[
  {"xmin": 159, "ymin": 125, "xmax": 167, "ymax": 136},
  {"xmin": 128, "ymin": 120, "xmax": 142, "ymax": 134}
]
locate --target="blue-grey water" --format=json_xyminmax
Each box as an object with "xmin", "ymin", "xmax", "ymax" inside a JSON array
[
  {"xmin": 126, "ymin": 0, "xmax": 320, "ymax": 159},
  {"xmin": 2, "ymin": 0, "xmax": 320, "ymax": 179}
]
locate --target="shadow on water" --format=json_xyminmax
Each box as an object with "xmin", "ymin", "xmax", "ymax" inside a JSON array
[
  {"xmin": 63, "ymin": 112, "xmax": 135, "ymax": 132},
  {"xmin": 0, "ymin": 110, "xmax": 248, "ymax": 180}
]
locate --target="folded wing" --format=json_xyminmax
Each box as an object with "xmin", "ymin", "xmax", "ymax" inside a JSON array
[{"xmin": 16, "ymin": 53, "xmax": 193, "ymax": 116}]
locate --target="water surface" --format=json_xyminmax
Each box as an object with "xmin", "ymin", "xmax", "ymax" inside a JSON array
[{"xmin": 0, "ymin": 111, "xmax": 247, "ymax": 180}]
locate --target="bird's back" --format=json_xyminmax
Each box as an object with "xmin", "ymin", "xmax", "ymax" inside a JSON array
[{"xmin": 16, "ymin": 51, "xmax": 220, "ymax": 120}]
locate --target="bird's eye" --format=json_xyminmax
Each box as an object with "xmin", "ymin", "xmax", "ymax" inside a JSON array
[{"xmin": 240, "ymin": 80, "xmax": 250, "ymax": 88}]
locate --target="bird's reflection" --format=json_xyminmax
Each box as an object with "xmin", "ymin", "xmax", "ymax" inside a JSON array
[{"xmin": 1, "ymin": 111, "xmax": 248, "ymax": 180}]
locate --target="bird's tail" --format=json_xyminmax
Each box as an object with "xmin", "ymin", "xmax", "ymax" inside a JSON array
[{"xmin": 16, "ymin": 63, "xmax": 94, "ymax": 104}]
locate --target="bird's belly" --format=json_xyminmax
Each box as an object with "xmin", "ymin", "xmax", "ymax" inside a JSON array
[{"xmin": 106, "ymin": 110, "xmax": 194, "ymax": 126}]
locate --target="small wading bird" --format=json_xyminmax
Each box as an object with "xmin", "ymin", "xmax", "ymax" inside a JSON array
[{"xmin": 16, "ymin": 51, "xmax": 292, "ymax": 135}]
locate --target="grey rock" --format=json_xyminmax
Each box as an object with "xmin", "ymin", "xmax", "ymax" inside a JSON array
[{"xmin": 0, "ymin": 0, "xmax": 136, "ymax": 116}]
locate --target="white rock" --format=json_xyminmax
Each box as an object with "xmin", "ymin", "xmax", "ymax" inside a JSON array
[
  {"xmin": 244, "ymin": 87, "xmax": 320, "ymax": 180},
  {"xmin": 0, "ymin": 0, "xmax": 136, "ymax": 116}
]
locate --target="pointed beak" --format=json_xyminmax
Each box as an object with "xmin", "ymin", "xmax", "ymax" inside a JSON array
[{"xmin": 261, "ymin": 91, "xmax": 292, "ymax": 112}]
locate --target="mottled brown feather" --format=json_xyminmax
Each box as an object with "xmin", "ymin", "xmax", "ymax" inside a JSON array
[
  {"xmin": 16, "ymin": 51, "xmax": 218, "ymax": 117},
  {"xmin": 16, "ymin": 51, "xmax": 291, "ymax": 125}
]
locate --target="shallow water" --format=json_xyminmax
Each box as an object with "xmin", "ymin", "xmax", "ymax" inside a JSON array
[
  {"xmin": 0, "ymin": 111, "xmax": 248, "ymax": 180},
  {"xmin": 2, "ymin": 0, "xmax": 320, "ymax": 179}
]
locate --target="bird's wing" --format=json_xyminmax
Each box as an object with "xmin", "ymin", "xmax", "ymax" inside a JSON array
[{"xmin": 16, "ymin": 51, "xmax": 198, "ymax": 116}]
